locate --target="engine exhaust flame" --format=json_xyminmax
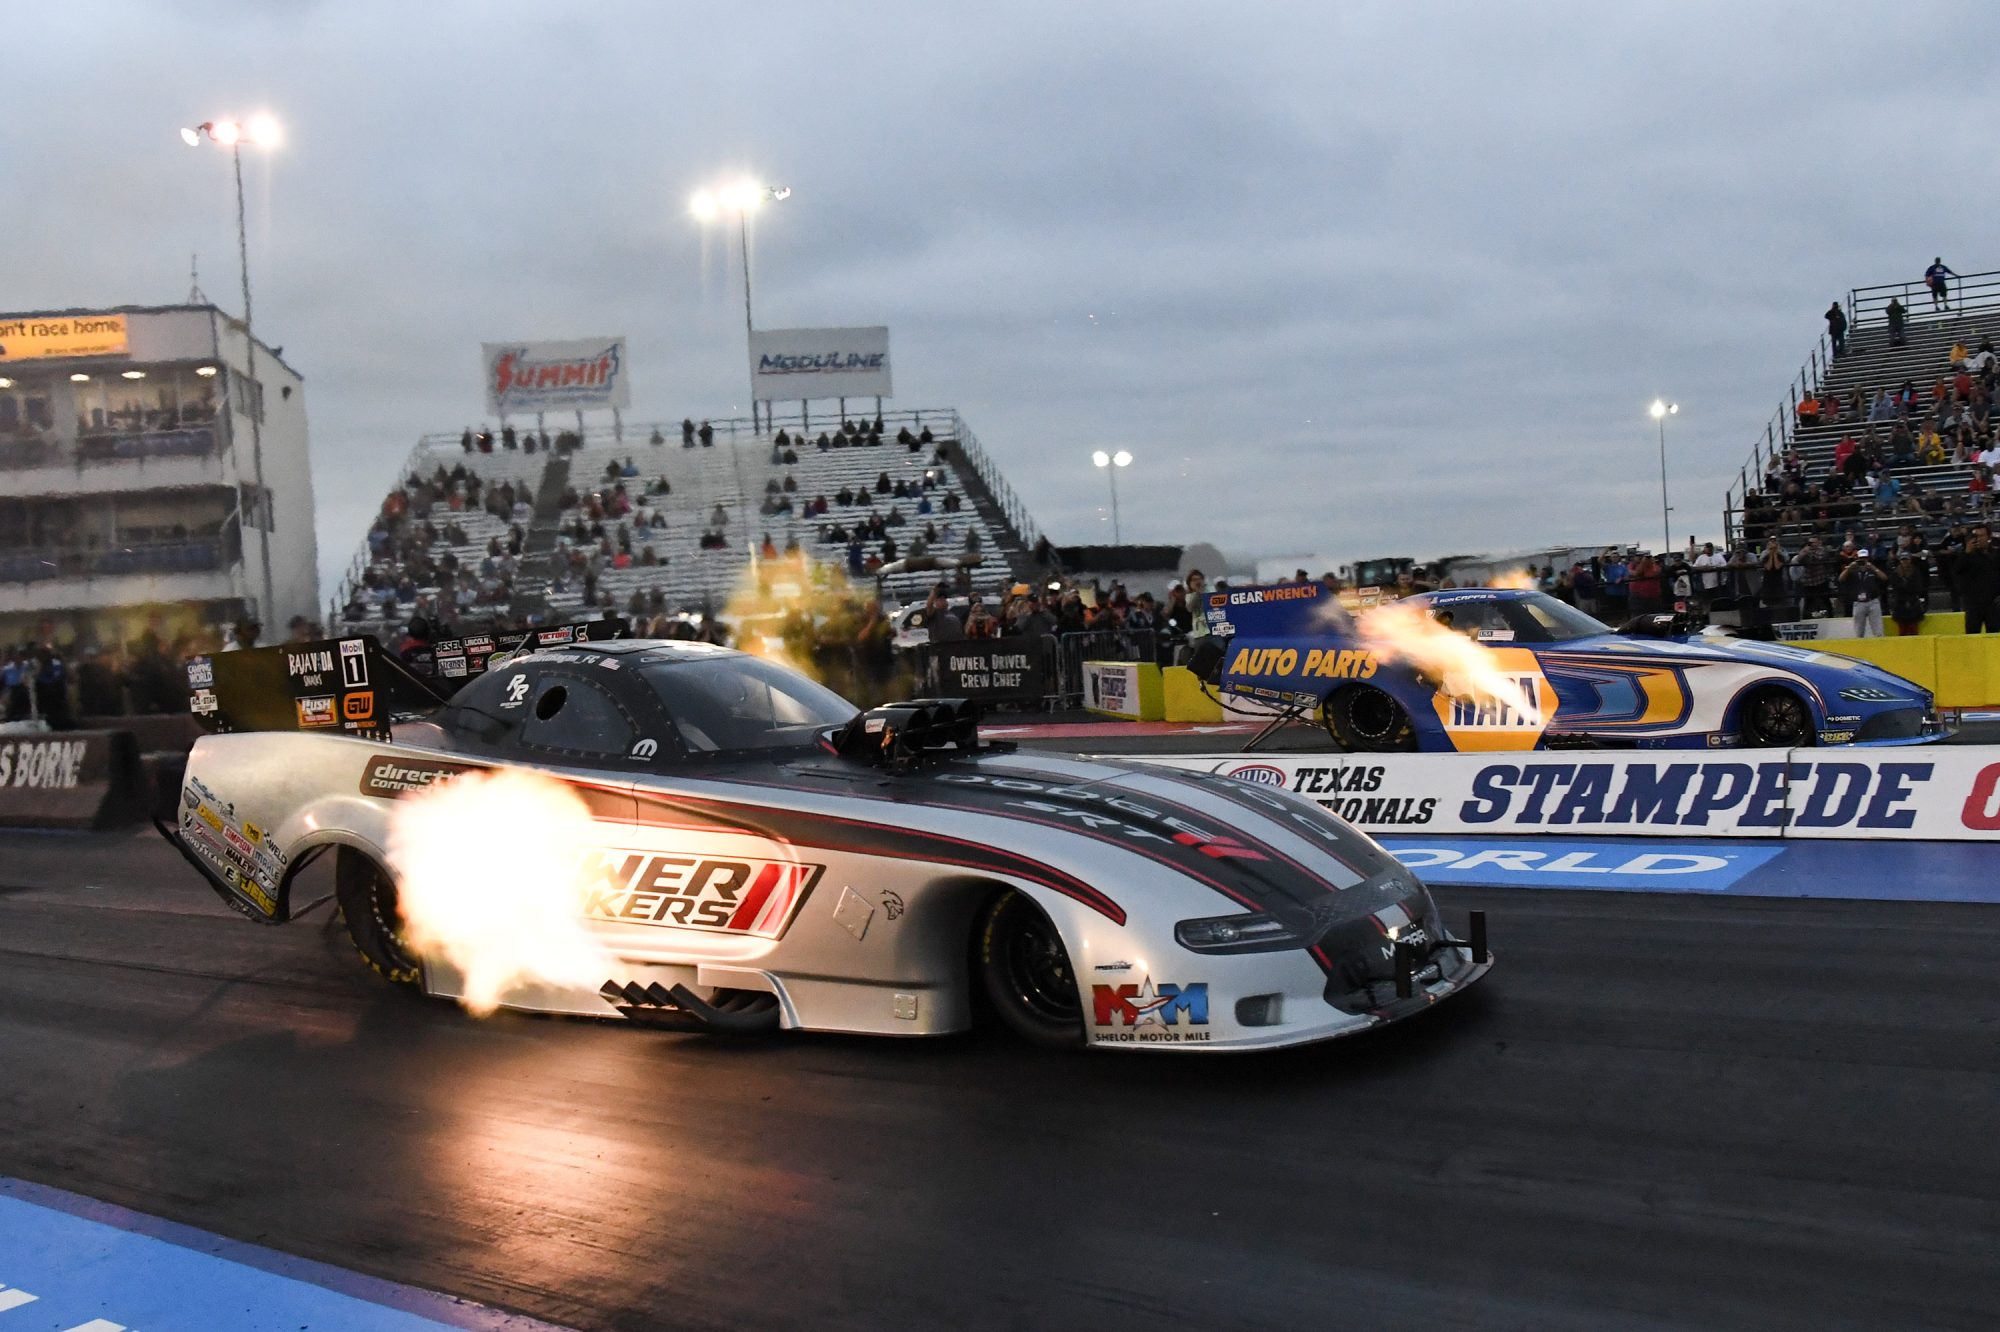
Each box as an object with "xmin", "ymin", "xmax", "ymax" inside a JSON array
[
  {"xmin": 1486, "ymin": 569, "xmax": 1539, "ymax": 591},
  {"xmin": 1354, "ymin": 600, "xmax": 1538, "ymax": 718},
  {"xmin": 385, "ymin": 768, "xmax": 612, "ymax": 1016}
]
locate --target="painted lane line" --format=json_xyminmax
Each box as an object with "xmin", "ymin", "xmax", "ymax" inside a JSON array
[{"xmin": 1, "ymin": 1179, "xmax": 575, "ymax": 1332}]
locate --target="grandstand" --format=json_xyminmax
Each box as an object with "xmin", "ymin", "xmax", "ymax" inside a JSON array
[
  {"xmin": 332, "ymin": 409, "xmax": 1047, "ymax": 637},
  {"xmin": 1725, "ymin": 266, "xmax": 2000, "ymax": 552}
]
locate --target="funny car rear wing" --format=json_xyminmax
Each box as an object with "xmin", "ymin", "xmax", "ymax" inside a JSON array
[
  {"xmin": 184, "ymin": 635, "xmax": 446, "ymax": 741},
  {"xmin": 403, "ymin": 616, "xmax": 629, "ymax": 691},
  {"xmin": 183, "ymin": 617, "xmax": 633, "ymax": 739}
]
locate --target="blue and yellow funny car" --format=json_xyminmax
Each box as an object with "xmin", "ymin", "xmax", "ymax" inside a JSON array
[{"xmin": 1203, "ymin": 583, "xmax": 1947, "ymax": 752}]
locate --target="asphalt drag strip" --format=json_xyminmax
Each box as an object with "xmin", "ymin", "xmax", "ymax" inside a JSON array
[{"xmin": 0, "ymin": 830, "xmax": 1995, "ymax": 1330}]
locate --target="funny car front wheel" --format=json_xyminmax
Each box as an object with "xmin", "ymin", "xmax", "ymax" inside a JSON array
[
  {"xmin": 976, "ymin": 890, "xmax": 1084, "ymax": 1049},
  {"xmin": 1323, "ymin": 685, "xmax": 1419, "ymax": 753},
  {"xmin": 335, "ymin": 849, "xmax": 422, "ymax": 986},
  {"xmin": 1741, "ymin": 686, "xmax": 1813, "ymax": 748}
]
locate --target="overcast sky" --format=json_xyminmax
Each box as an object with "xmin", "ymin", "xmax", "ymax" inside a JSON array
[{"xmin": 11, "ymin": 1, "xmax": 2000, "ymax": 598}]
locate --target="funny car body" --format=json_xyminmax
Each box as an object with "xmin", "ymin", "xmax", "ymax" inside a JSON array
[
  {"xmin": 1204, "ymin": 582, "xmax": 1947, "ymax": 752},
  {"xmin": 162, "ymin": 633, "xmax": 1490, "ymax": 1052}
]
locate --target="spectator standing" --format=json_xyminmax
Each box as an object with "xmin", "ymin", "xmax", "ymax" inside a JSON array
[
  {"xmin": 923, "ymin": 587, "xmax": 964, "ymax": 643},
  {"xmin": 1183, "ymin": 570, "xmax": 1211, "ymax": 645},
  {"xmin": 1886, "ymin": 297, "xmax": 1907, "ymax": 348},
  {"xmin": 1825, "ymin": 301, "xmax": 1847, "ymax": 356},
  {"xmin": 1626, "ymin": 551, "xmax": 1664, "ymax": 615},
  {"xmin": 1841, "ymin": 550, "xmax": 1886, "ymax": 637},
  {"xmin": 1956, "ymin": 523, "xmax": 1999, "ymax": 633},
  {"xmin": 1924, "ymin": 257, "xmax": 1956, "ymax": 311},
  {"xmin": 1691, "ymin": 541, "xmax": 1727, "ymax": 605},
  {"xmin": 1793, "ymin": 536, "xmax": 1834, "ymax": 617},
  {"xmin": 1599, "ymin": 550, "xmax": 1630, "ymax": 620},
  {"xmin": 1888, "ymin": 555, "xmax": 1930, "ymax": 635}
]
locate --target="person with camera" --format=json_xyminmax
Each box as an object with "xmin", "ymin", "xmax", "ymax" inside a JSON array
[{"xmin": 1839, "ymin": 548, "xmax": 1887, "ymax": 637}]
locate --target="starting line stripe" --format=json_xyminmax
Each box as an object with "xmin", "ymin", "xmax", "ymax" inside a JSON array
[{"xmin": 0, "ymin": 1178, "xmax": 571, "ymax": 1332}]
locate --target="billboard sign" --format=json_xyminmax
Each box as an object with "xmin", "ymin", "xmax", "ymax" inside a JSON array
[
  {"xmin": 749, "ymin": 326, "xmax": 891, "ymax": 399},
  {"xmin": 482, "ymin": 337, "xmax": 631, "ymax": 415},
  {"xmin": 0, "ymin": 313, "xmax": 129, "ymax": 361},
  {"xmin": 1132, "ymin": 750, "xmax": 2000, "ymax": 842}
]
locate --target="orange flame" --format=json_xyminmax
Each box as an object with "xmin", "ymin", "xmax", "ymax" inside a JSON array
[
  {"xmin": 385, "ymin": 768, "xmax": 612, "ymax": 1016},
  {"xmin": 1486, "ymin": 569, "xmax": 1539, "ymax": 591},
  {"xmin": 1354, "ymin": 600, "xmax": 1539, "ymax": 719}
]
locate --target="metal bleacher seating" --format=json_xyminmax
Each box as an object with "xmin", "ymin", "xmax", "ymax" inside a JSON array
[
  {"xmin": 333, "ymin": 410, "xmax": 1041, "ymax": 636},
  {"xmin": 1724, "ymin": 268, "xmax": 2000, "ymax": 553}
]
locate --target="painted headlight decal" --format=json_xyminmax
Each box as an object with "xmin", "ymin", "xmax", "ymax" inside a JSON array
[{"xmin": 1174, "ymin": 912, "xmax": 1301, "ymax": 953}]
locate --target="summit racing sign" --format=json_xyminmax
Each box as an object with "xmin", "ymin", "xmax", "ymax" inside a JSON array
[
  {"xmin": 581, "ymin": 849, "xmax": 822, "ymax": 938},
  {"xmin": 482, "ymin": 337, "xmax": 632, "ymax": 414},
  {"xmin": 748, "ymin": 326, "xmax": 892, "ymax": 399},
  {"xmin": 1137, "ymin": 751, "xmax": 2000, "ymax": 842}
]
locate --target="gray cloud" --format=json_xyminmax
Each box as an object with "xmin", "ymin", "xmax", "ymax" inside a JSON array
[{"xmin": 9, "ymin": 0, "xmax": 2000, "ymax": 599}]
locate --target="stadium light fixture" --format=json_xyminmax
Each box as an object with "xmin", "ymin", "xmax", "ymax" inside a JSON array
[
  {"xmin": 181, "ymin": 111, "xmax": 282, "ymax": 628},
  {"xmin": 691, "ymin": 177, "xmax": 792, "ymax": 432},
  {"xmin": 1092, "ymin": 449, "xmax": 1134, "ymax": 543},
  {"xmin": 70, "ymin": 373, "xmax": 91, "ymax": 382},
  {"xmin": 0, "ymin": 378, "xmax": 12, "ymax": 389},
  {"xmin": 1649, "ymin": 400, "xmax": 1679, "ymax": 555},
  {"xmin": 195, "ymin": 365, "xmax": 218, "ymax": 377},
  {"xmin": 121, "ymin": 370, "xmax": 147, "ymax": 379}
]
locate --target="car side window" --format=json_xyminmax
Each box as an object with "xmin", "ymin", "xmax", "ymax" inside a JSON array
[
  {"xmin": 515, "ymin": 672, "xmax": 640, "ymax": 758},
  {"xmin": 1434, "ymin": 601, "xmax": 1512, "ymax": 641}
]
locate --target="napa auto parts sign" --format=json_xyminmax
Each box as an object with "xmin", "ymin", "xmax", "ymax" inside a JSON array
[
  {"xmin": 483, "ymin": 337, "xmax": 631, "ymax": 414},
  {"xmin": 749, "ymin": 326, "xmax": 892, "ymax": 399},
  {"xmin": 1135, "ymin": 750, "xmax": 2000, "ymax": 841}
]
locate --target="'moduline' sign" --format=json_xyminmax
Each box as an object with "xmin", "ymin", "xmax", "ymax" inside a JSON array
[
  {"xmin": 0, "ymin": 313, "xmax": 129, "ymax": 361},
  {"xmin": 749, "ymin": 326, "xmax": 892, "ymax": 400}
]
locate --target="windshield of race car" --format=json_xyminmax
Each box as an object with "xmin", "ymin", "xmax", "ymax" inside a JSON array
[
  {"xmin": 640, "ymin": 654, "xmax": 858, "ymax": 754},
  {"xmin": 1425, "ymin": 592, "xmax": 1611, "ymax": 644}
]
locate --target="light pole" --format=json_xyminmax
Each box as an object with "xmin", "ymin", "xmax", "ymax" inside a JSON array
[
  {"xmin": 691, "ymin": 180, "xmax": 790, "ymax": 432},
  {"xmin": 182, "ymin": 113, "xmax": 281, "ymax": 635},
  {"xmin": 1092, "ymin": 449, "xmax": 1133, "ymax": 544},
  {"xmin": 1649, "ymin": 399, "xmax": 1678, "ymax": 555}
]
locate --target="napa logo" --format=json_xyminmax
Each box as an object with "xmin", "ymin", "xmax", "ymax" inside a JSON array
[
  {"xmin": 1431, "ymin": 648, "xmax": 1556, "ymax": 753},
  {"xmin": 1445, "ymin": 674, "xmax": 1545, "ymax": 730}
]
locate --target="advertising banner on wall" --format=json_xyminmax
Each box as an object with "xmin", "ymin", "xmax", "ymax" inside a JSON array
[
  {"xmin": 921, "ymin": 638, "xmax": 1048, "ymax": 706},
  {"xmin": 482, "ymin": 338, "xmax": 631, "ymax": 415},
  {"xmin": 749, "ymin": 326, "xmax": 892, "ymax": 400},
  {"xmin": 0, "ymin": 313, "xmax": 129, "ymax": 361},
  {"xmin": 0, "ymin": 730, "xmax": 143, "ymax": 828},
  {"xmin": 1130, "ymin": 749, "xmax": 2000, "ymax": 842}
]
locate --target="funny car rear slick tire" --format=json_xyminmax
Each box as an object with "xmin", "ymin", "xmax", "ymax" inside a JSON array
[
  {"xmin": 336, "ymin": 849, "xmax": 422, "ymax": 986},
  {"xmin": 1323, "ymin": 685, "xmax": 1419, "ymax": 753},
  {"xmin": 1741, "ymin": 686, "xmax": 1813, "ymax": 748},
  {"xmin": 976, "ymin": 891, "xmax": 1085, "ymax": 1049}
]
